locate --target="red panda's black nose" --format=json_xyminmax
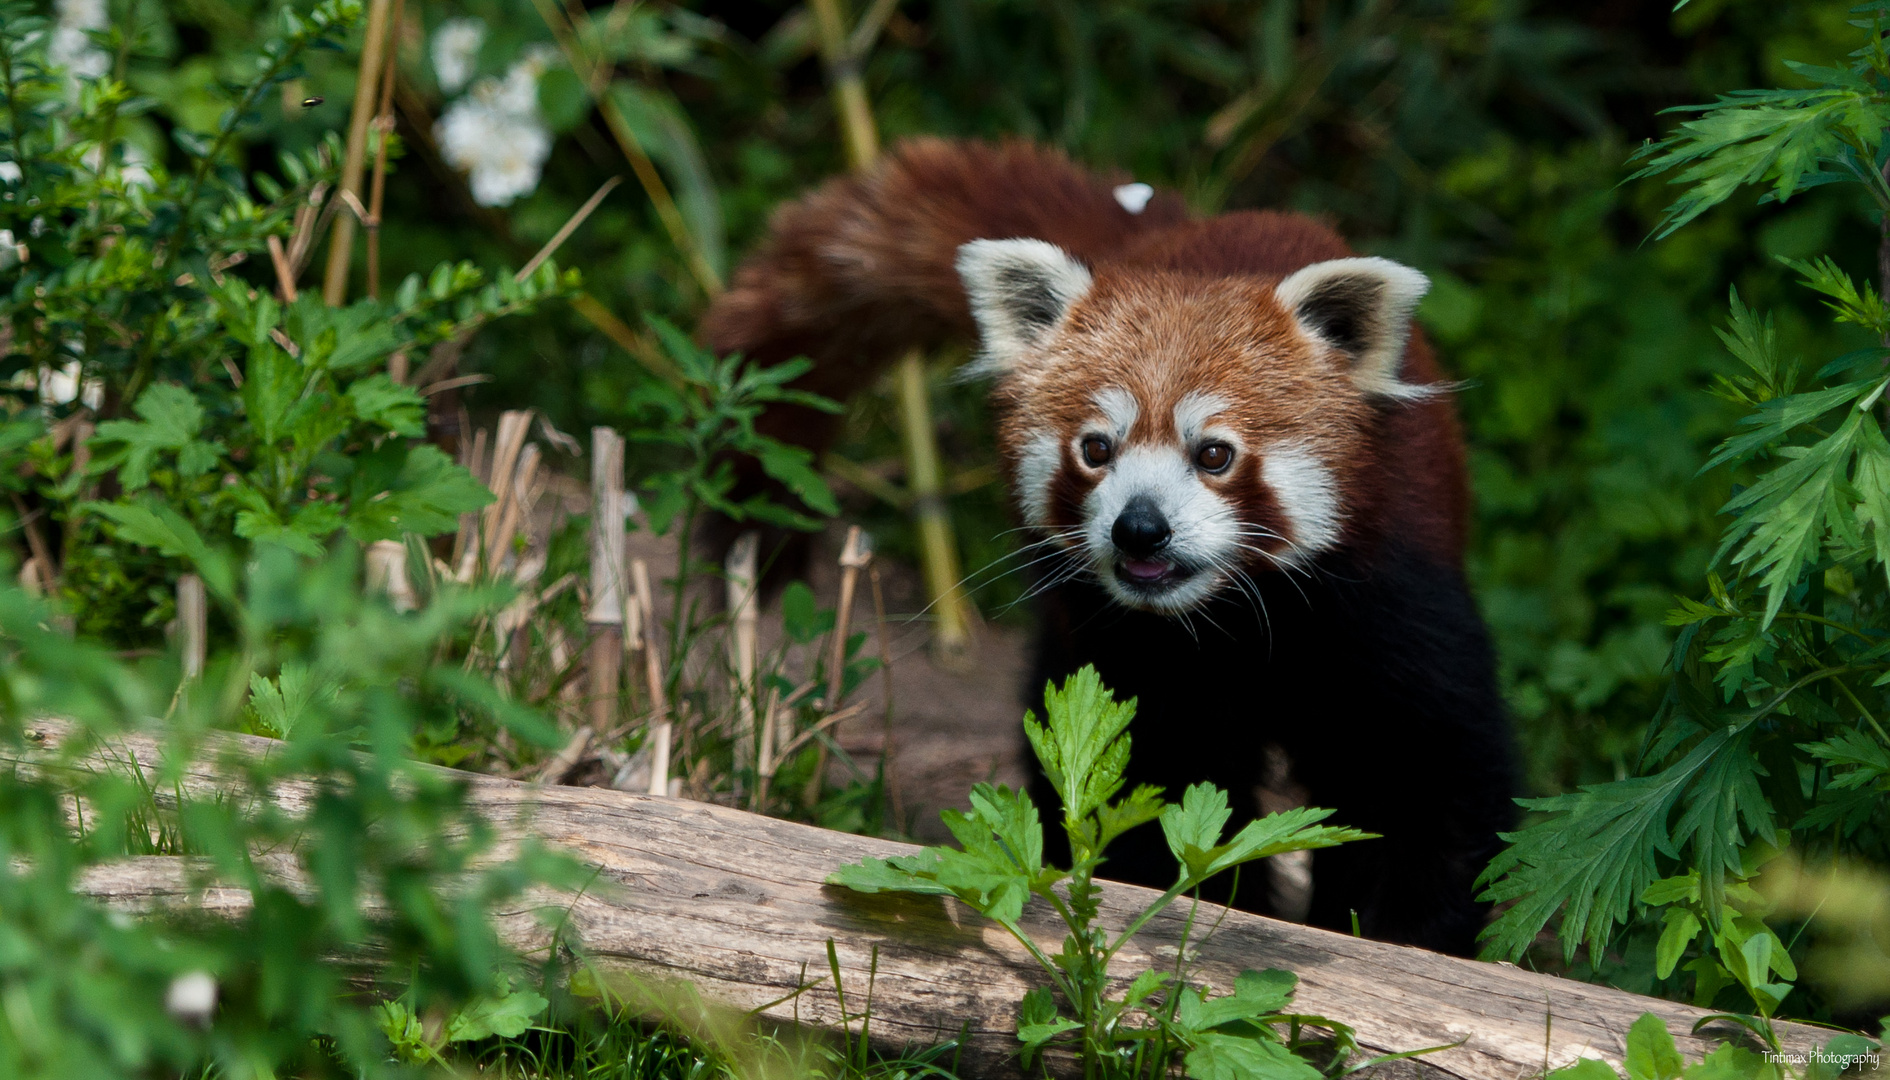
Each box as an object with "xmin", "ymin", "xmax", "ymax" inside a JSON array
[{"xmin": 1111, "ymin": 497, "xmax": 1172, "ymax": 559}]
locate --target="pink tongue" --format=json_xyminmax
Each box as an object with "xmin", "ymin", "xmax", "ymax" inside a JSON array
[{"xmin": 1122, "ymin": 559, "xmax": 1170, "ymax": 581}]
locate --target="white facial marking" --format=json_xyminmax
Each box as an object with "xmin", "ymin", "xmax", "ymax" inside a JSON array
[
  {"xmin": 1261, "ymin": 441, "xmax": 1344, "ymax": 558},
  {"xmin": 1092, "ymin": 387, "xmax": 1138, "ymax": 441},
  {"xmin": 1082, "ymin": 443, "xmax": 1242, "ymax": 613},
  {"xmin": 1015, "ymin": 431, "xmax": 1061, "ymax": 528},
  {"xmin": 1172, "ymin": 391, "xmax": 1229, "ymax": 443}
]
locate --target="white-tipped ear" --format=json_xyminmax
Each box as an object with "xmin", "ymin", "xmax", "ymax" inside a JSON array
[
  {"xmin": 955, "ymin": 239, "xmax": 1093, "ymax": 376},
  {"xmin": 1275, "ymin": 256, "xmax": 1432, "ymax": 399}
]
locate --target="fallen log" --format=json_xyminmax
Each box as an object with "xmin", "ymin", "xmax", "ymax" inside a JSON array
[{"xmin": 29, "ymin": 722, "xmax": 1834, "ymax": 1080}]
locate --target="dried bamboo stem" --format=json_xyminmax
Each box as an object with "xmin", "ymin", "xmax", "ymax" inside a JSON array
[
  {"xmin": 631, "ymin": 558, "xmax": 671, "ymax": 797},
  {"xmin": 479, "ymin": 411, "xmax": 533, "ymax": 577},
  {"xmin": 588, "ymin": 428, "xmax": 627, "ymax": 735},
  {"xmin": 362, "ymin": 0, "xmax": 406, "ymax": 299},
  {"xmin": 806, "ymin": 527, "xmax": 871, "ymax": 803},
  {"xmin": 321, "ymin": 0, "xmax": 397, "ymax": 305},
  {"xmin": 176, "ymin": 574, "xmax": 206, "ymax": 681},
  {"xmin": 725, "ymin": 532, "xmax": 760, "ymax": 789}
]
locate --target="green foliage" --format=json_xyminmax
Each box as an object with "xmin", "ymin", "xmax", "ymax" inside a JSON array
[
  {"xmin": 0, "ymin": 0, "xmax": 573, "ymax": 648},
  {"xmin": 1541, "ymin": 1009, "xmax": 1882, "ymax": 1080},
  {"xmin": 0, "ymin": 541, "xmax": 582, "ymax": 1078},
  {"xmin": 833, "ymin": 666, "xmax": 1379, "ymax": 1080},
  {"xmin": 1479, "ymin": 11, "xmax": 1890, "ymax": 1021},
  {"xmin": 627, "ymin": 316, "xmax": 840, "ymax": 535}
]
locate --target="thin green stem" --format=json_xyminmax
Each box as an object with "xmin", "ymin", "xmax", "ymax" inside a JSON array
[{"xmin": 1828, "ymin": 675, "xmax": 1890, "ymax": 747}]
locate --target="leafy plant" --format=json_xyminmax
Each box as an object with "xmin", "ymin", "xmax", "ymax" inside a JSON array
[
  {"xmin": 1479, "ymin": 6, "xmax": 1890, "ymax": 1020},
  {"xmin": 0, "ymin": 0, "xmax": 574, "ymax": 647},
  {"xmin": 1542, "ymin": 1011, "xmax": 1882, "ymax": 1080},
  {"xmin": 0, "ymin": 539, "xmax": 582, "ymax": 1078},
  {"xmin": 832, "ymin": 666, "xmax": 1388, "ymax": 1080}
]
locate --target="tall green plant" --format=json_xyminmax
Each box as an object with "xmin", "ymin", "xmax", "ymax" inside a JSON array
[
  {"xmin": 1479, "ymin": 5, "xmax": 1890, "ymax": 1021},
  {"xmin": 832, "ymin": 667, "xmax": 1386, "ymax": 1080}
]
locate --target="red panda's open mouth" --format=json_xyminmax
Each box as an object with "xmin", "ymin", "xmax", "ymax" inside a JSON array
[{"xmin": 1119, "ymin": 558, "xmax": 1176, "ymax": 583}]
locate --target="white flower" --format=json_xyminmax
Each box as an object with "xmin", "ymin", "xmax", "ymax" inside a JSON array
[
  {"xmin": 0, "ymin": 229, "xmax": 22, "ymax": 272},
  {"xmin": 0, "ymin": 161, "xmax": 20, "ymax": 184},
  {"xmin": 430, "ymin": 18, "xmax": 486, "ymax": 95},
  {"xmin": 435, "ymin": 52, "xmax": 556, "ymax": 208},
  {"xmin": 165, "ymin": 971, "xmax": 218, "ymax": 1026},
  {"xmin": 49, "ymin": 0, "xmax": 110, "ymax": 83}
]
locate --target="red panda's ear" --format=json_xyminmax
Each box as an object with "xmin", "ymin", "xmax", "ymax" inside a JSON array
[
  {"xmin": 1275, "ymin": 257, "xmax": 1432, "ymax": 399},
  {"xmin": 954, "ymin": 239, "xmax": 1093, "ymax": 377}
]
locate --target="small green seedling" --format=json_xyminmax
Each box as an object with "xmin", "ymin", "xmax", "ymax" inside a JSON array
[{"xmin": 831, "ymin": 666, "xmax": 1390, "ymax": 1080}]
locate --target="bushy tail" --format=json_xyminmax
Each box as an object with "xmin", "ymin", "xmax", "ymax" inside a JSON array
[{"xmin": 701, "ymin": 138, "xmax": 1188, "ymax": 447}]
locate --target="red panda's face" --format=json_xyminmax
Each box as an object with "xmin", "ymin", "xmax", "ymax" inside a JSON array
[{"xmin": 956, "ymin": 240, "xmax": 1431, "ymax": 615}]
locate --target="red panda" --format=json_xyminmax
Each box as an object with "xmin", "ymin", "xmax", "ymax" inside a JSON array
[{"xmin": 704, "ymin": 138, "xmax": 1516, "ymax": 957}]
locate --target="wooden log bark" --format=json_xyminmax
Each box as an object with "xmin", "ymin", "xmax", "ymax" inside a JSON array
[{"xmin": 27, "ymin": 722, "xmax": 1832, "ymax": 1080}]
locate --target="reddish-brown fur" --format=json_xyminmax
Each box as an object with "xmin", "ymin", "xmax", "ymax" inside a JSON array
[{"xmin": 703, "ymin": 137, "xmax": 1468, "ymax": 569}]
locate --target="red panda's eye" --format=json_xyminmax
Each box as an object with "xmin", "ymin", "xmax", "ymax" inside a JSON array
[
  {"xmin": 1082, "ymin": 437, "xmax": 1113, "ymax": 467},
  {"xmin": 1196, "ymin": 442, "xmax": 1233, "ymax": 473}
]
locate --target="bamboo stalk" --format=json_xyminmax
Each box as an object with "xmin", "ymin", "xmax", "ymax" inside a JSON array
[
  {"xmin": 365, "ymin": 539, "xmax": 416, "ymax": 611},
  {"xmin": 868, "ymin": 563, "xmax": 902, "ymax": 825},
  {"xmin": 631, "ymin": 558, "xmax": 672, "ymax": 797},
  {"xmin": 321, "ymin": 0, "xmax": 397, "ymax": 305},
  {"xmin": 805, "ymin": 5, "xmax": 970, "ymax": 658},
  {"xmin": 896, "ymin": 351, "xmax": 970, "ymax": 654},
  {"xmin": 176, "ymin": 574, "xmax": 206, "ymax": 681},
  {"xmin": 479, "ymin": 411, "xmax": 534, "ymax": 578},
  {"xmin": 804, "ymin": 527, "xmax": 871, "ymax": 804},
  {"xmin": 588, "ymin": 428, "xmax": 627, "ymax": 735},
  {"xmin": 362, "ymin": 0, "xmax": 406, "ymax": 299},
  {"xmin": 725, "ymin": 532, "xmax": 760, "ymax": 792},
  {"xmin": 487, "ymin": 443, "xmax": 541, "ymax": 579}
]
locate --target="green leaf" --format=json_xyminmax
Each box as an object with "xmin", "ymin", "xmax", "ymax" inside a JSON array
[
  {"xmin": 346, "ymin": 374, "xmax": 427, "ymax": 437},
  {"xmin": 826, "ymin": 853, "xmax": 954, "ymax": 897},
  {"xmin": 86, "ymin": 499, "xmax": 234, "ymax": 597},
  {"xmin": 91, "ymin": 382, "xmax": 220, "ymax": 489},
  {"xmin": 1024, "ymin": 665, "xmax": 1139, "ymax": 826},
  {"xmin": 607, "ymin": 82, "xmax": 725, "ymax": 278},
  {"xmin": 780, "ymin": 581, "xmax": 833, "ymax": 644},
  {"xmin": 1640, "ymin": 872, "xmax": 1701, "ymax": 907},
  {"xmin": 1655, "ymin": 907, "xmax": 1701, "ymax": 980},
  {"xmin": 1184, "ymin": 1030, "xmax": 1323, "ymax": 1080},
  {"xmin": 1185, "ymin": 969, "xmax": 1299, "ymax": 1031},
  {"xmin": 345, "ymin": 443, "xmax": 494, "ymax": 542},
  {"xmin": 1016, "ymin": 985, "xmax": 1080, "ymax": 1065},
  {"xmin": 1625, "ymin": 1013, "xmax": 1684, "ymax": 1080},
  {"xmin": 754, "ymin": 441, "xmax": 838, "ymax": 517},
  {"xmin": 1549, "ymin": 1059, "xmax": 1624, "ymax": 1080},
  {"xmin": 1163, "ymin": 790, "xmax": 1371, "ymax": 888},
  {"xmin": 1478, "ymin": 729, "xmax": 1735, "ymax": 962},
  {"xmin": 444, "ymin": 985, "xmax": 549, "ymax": 1043},
  {"xmin": 1682, "ymin": 1044, "xmax": 1773, "ymax": 1080}
]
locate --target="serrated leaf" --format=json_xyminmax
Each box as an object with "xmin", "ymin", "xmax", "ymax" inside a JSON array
[
  {"xmin": 91, "ymin": 383, "xmax": 218, "ymax": 489},
  {"xmin": 1641, "ymin": 873, "xmax": 1701, "ymax": 907},
  {"xmin": 1478, "ymin": 730, "xmax": 1733, "ymax": 962},
  {"xmin": 1024, "ymin": 665, "xmax": 1139, "ymax": 826},
  {"xmin": 1655, "ymin": 908, "xmax": 1701, "ymax": 980},
  {"xmin": 346, "ymin": 374, "xmax": 427, "ymax": 437},
  {"xmin": 1184, "ymin": 1030, "xmax": 1322, "ymax": 1080},
  {"xmin": 345, "ymin": 443, "xmax": 493, "ymax": 542},
  {"xmin": 86, "ymin": 499, "xmax": 234, "ymax": 596},
  {"xmin": 1184, "ymin": 969, "xmax": 1298, "ymax": 1032},
  {"xmin": 1682, "ymin": 1043, "xmax": 1773, "ymax": 1080}
]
